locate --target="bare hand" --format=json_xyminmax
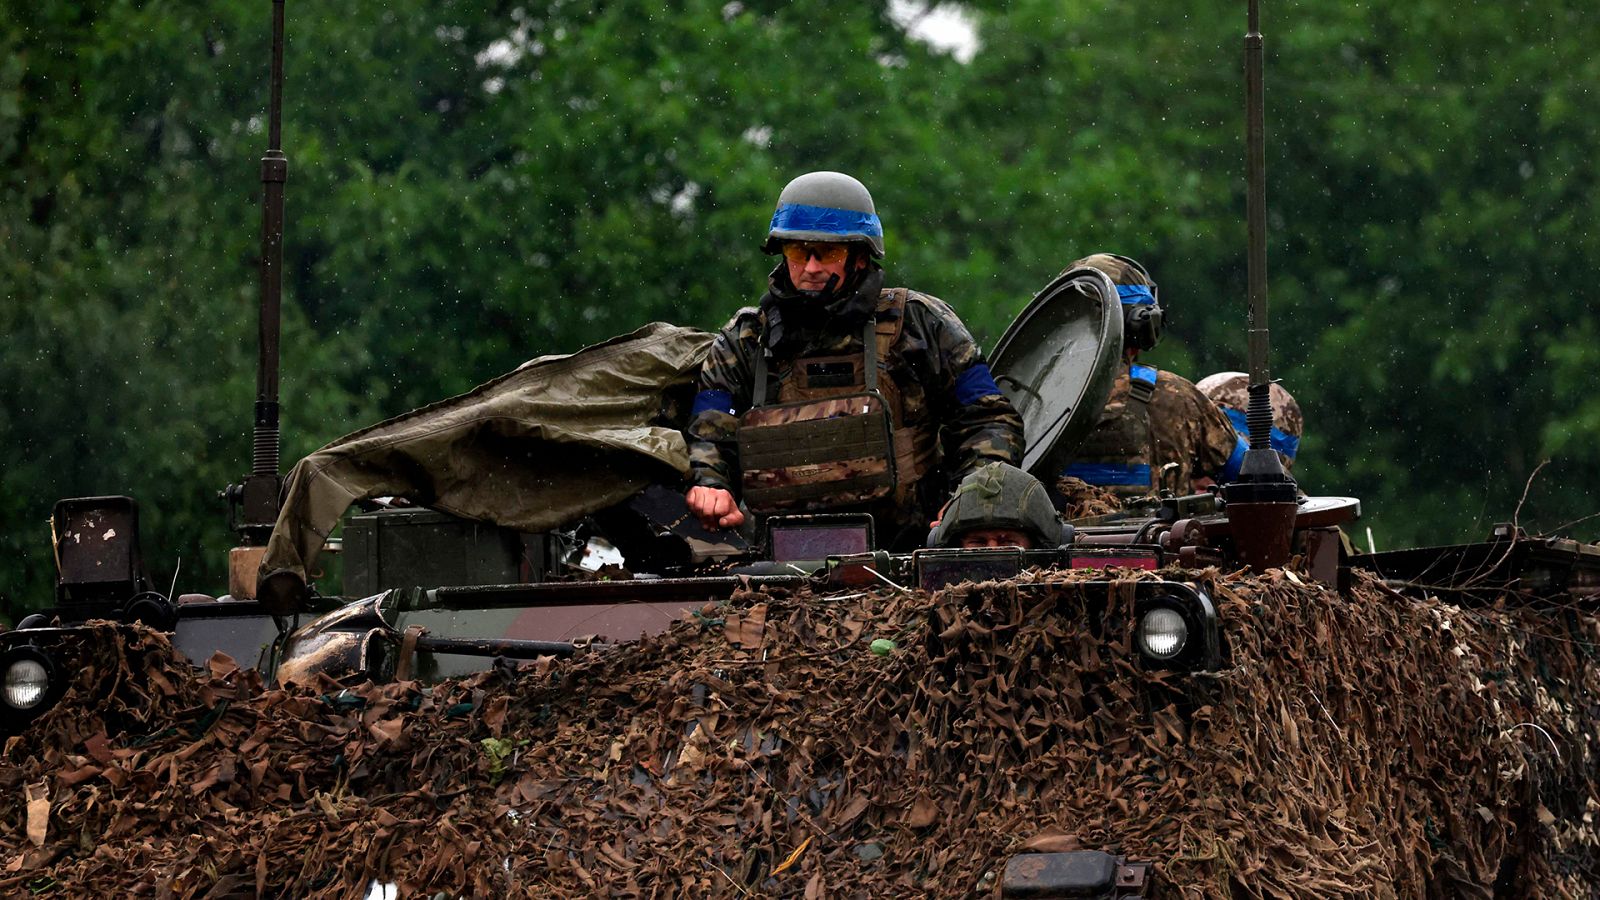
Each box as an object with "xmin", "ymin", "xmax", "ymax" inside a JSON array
[{"xmin": 686, "ymin": 486, "xmax": 746, "ymax": 530}]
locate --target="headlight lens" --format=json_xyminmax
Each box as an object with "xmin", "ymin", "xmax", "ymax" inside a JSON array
[
  {"xmin": 4, "ymin": 658, "xmax": 50, "ymax": 710},
  {"xmin": 1137, "ymin": 607, "xmax": 1188, "ymax": 660}
]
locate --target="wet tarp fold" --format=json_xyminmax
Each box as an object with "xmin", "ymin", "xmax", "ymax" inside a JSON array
[{"xmin": 259, "ymin": 322, "xmax": 715, "ymax": 584}]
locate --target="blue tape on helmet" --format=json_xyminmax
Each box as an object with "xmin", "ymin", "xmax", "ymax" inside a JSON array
[
  {"xmin": 770, "ymin": 202, "xmax": 884, "ymax": 238},
  {"xmin": 690, "ymin": 389, "xmax": 735, "ymax": 418},
  {"xmin": 954, "ymin": 363, "xmax": 1002, "ymax": 406},
  {"xmin": 1129, "ymin": 363, "xmax": 1158, "ymax": 388},
  {"xmin": 1116, "ymin": 285, "xmax": 1156, "ymax": 306},
  {"xmin": 1063, "ymin": 462, "xmax": 1153, "ymax": 487},
  {"xmin": 1222, "ymin": 407, "xmax": 1300, "ymax": 460},
  {"xmin": 1274, "ymin": 431, "xmax": 1301, "ymax": 459}
]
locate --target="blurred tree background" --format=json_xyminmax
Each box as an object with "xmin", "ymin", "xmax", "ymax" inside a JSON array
[{"xmin": 1, "ymin": 0, "xmax": 1595, "ymax": 619}]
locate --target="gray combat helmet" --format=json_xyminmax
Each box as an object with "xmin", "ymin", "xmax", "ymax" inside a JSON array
[
  {"xmin": 763, "ymin": 171, "xmax": 886, "ymax": 258},
  {"xmin": 928, "ymin": 462, "xmax": 1064, "ymax": 549}
]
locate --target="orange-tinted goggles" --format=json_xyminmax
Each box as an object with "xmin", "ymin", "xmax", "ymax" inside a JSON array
[{"xmin": 780, "ymin": 242, "xmax": 851, "ymax": 265}]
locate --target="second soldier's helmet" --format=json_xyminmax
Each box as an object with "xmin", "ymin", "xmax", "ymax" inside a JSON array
[
  {"xmin": 927, "ymin": 463, "xmax": 1064, "ymax": 549},
  {"xmin": 1072, "ymin": 253, "xmax": 1163, "ymax": 352},
  {"xmin": 1197, "ymin": 371, "xmax": 1303, "ymax": 468},
  {"xmin": 763, "ymin": 171, "xmax": 886, "ymax": 259}
]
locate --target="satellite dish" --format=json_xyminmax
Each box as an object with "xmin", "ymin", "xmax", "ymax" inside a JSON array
[{"xmin": 989, "ymin": 266, "xmax": 1123, "ymax": 481}]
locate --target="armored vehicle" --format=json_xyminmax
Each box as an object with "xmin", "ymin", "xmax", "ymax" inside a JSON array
[{"xmin": 3, "ymin": 2, "xmax": 1597, "ymax": 897}]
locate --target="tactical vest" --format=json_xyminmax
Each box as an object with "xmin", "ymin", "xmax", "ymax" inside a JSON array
[
  {"xmin": 736, "ymin": 289, "xmax": 938, "ymax": 514},
  {"xmin": 1063, "ymin": 363, "xmax": 1159, "ymax": 498}
]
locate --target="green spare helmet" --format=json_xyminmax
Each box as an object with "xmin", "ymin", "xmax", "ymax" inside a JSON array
[
  {"xmin": 928, "ymin": 462, "xmax": 1064, "ymax": 549},
  {"xmin": 762, "ymin": 171, "xmax": 886, "ymax": 258}
]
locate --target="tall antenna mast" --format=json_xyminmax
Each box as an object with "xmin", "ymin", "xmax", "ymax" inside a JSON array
[
  {"xmin": 256, "ymin": 0, "xmax": 286, "ymax": 488},
  {"xmin": 225, "ymin": 0, "xmax": 288, "ymax": 549},
  {"xmin": 1223, "ymin": 0, "xmax": 1300, "ymax": 570},
  {"xmin": 1244, "ymin": 0, "xmax": 1270, "ymax": 397}
]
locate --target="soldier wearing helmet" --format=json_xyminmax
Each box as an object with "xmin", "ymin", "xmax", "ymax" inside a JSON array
[
  {"xmin": 1062, "ymin": 254, "xmax": 1246, "ymax": 499},
  {"xmin": 685, "ymin": 172, "xmax": 1024, "ymax": 550},
  {"xmin": 1197, "ymin": 372, "xmax": 1303, "ymax": 471},
  {"xmin": 926, "ymin": 463, "xmax": 1065, "ymax": 550}
]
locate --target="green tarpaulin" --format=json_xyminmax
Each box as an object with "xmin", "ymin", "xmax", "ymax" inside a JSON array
[{"xmin": 260, "ymin": 322, "xmax": 715, "ymax": 585}]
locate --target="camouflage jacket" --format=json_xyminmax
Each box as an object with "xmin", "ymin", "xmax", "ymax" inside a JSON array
[
  {"xmin": 1067, "ymin": 363, "xmax": 1246, "ymax": 497},
  {"xmin": 687, "ymin": 287, "xmax": 1023, "ymax": 510}
]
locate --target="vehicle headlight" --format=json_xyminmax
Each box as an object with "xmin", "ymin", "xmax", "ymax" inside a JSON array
[
  {"xmin": 1137, "ymin": 607, "xmax": 1188, "ymax": 660},
  {"xmin": 4, "ymin": 658, "xmax": 50, "ymax": 710}
]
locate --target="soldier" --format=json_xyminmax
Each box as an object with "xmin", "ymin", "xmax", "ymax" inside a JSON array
[
  {"xmin": 684, "ymin": 171, "xmax": 1024, "ymax": 550},
  {"xmin": 1196, "ymin": 371, "xmax": 1303, "ymax": 471},
  {"xmin": 926, "ymin": 462, "xmax": 1064, "ymax": 550},
  {"xmin": 1061, "ymin": 254, "xmax": 1246, "ymax": 499}
]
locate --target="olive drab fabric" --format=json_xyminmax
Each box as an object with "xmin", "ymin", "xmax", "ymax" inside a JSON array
[
  {"xmin": 1066, "ymin": 363, "xmax": 1246, "ymax": 499},
  {"xmin": 736, "ymin": 292, "xmax": 931, "ymax": 512},
  {"xmin": 1197, "ymin": 371, "xmax": 1304, "ymax": 471},
  {"xmin": 688, "ymin": 274, "xmax": 1023, "ymax": 544},
  {"xmin": 258, "ymin": 323, "xmax": 716, "ymax": 586},
  {"xmin": 927, "ymin": 462, "xmax": 1063, "ymax": 549}
]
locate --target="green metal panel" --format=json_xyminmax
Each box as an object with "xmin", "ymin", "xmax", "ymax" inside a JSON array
[
  {"xmin": 990, "ymin": 267, "xmax": 1124, "ymax": 482},
  {"xmin": 341, "ymin": 508, "xmax": 528, "ymax": 597}
]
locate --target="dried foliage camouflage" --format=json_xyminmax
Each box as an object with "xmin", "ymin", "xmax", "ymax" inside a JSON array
[{"xmin": 2, "ymin": 569, "xmax": 1597, "ymax": 897}]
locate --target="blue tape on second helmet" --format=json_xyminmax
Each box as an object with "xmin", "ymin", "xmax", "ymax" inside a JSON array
[
  {"xmin": 1220, "ymin": 436, "xmax": 1248, "ymax": 481},
  {"xmin": 770, "ymin": 202, "xmax": 884, "ymax": 238},
  {"xmin": 1116, "ymin": 285, "xmax": 1156, "ymax": 306},
  {"xmin": 1222, "ymin": 407, "xmax": 1300, "ymax": 459}
]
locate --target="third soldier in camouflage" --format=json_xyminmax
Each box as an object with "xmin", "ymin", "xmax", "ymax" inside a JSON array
[
  {"xmin": 1197, "ymin": 371, "xmax": 1304, "ymax": 473},
  {"xmin": 1062, "ymin": 253, "xmax": 1245, "ymax": 500}
]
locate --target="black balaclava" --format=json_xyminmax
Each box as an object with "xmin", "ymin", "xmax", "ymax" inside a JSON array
[{"xmin": 759, "ymin": 250, "xmax": 884, "ymax": 352}]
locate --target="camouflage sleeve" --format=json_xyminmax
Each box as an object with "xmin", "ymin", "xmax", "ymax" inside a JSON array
[
  {"xmin": 904, "ymin": 295, "xmax": 1025, "ymax": 484},
  {"xmin": 685, "ymin": 313, "xmax": 759, "ymax": 491}
]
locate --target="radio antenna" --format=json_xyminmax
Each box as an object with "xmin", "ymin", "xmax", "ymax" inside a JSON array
[
  {"xmin": 1223, "ymin": 0, "xmax": 1300, "ymax": 570},
  {"xmin": 224, "ymin": 0, "xmax": 288, "ymax": 549}
]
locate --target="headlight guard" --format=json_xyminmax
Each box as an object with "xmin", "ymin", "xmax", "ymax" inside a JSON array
[{"xmin": 1132, "ymin": 586, "xmax": 1220, "ymax": 671}]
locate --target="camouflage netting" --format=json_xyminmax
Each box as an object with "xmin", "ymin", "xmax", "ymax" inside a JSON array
[
  {"xmin": 1056, "ymin": 476, "xmax": 1125, "ymax": 520},
  {"xmin": 2, "ymin": 570, "xmax": 1598, "ymax": 897}
]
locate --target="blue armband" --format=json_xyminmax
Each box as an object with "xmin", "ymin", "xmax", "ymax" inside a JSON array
[
  {"xmin": 690, "ymin": 389, "xmax": 735, "ymax": 418},
  {"xmin": 954, "ymin": 363, "xmax": 1003, "ymax": 406},
  {"xmin": 1063, "ymin": 462, "xmax": 1153, "ymax": 487}
]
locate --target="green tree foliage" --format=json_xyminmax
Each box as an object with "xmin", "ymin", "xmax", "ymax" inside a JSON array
[
  {"xmin": 1, "ymin": 0, "xmax": 1596, "ymax": 619},
  {"xmin": 1263, "ymin": 0, "xmax": 1600, "ymax": 546}
]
